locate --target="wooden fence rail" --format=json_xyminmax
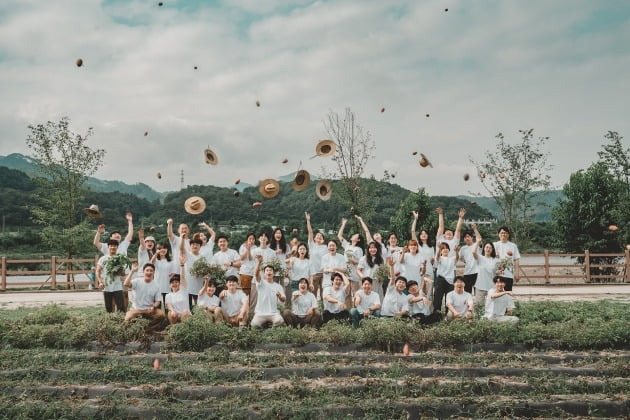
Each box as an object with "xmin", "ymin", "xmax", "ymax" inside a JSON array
[{"xmin": 1, "ymin": 251, "xmax": 629, "ymax": 290}]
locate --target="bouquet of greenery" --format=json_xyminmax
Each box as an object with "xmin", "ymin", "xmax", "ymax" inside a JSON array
[
  {"xmin": 373, "ymin": 264, "xmax": 391, "ymax": 283},
  {"xmin": 190, "ymin": 258, "xmax": 226, "ymax": 287},
  {"xmin": 497, "ymin": 257, "xmax": 514, "ymax": 273},
  {"xmin": 103, "ymin": 254, "xmax": 131, "ymax": 285}
]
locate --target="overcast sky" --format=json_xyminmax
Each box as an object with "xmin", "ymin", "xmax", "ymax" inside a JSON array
[{"xmin": 1, "ymin": 0, "xmax": 629, "ymax": 196}]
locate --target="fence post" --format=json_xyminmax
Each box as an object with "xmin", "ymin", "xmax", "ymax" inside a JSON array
[
  {"xmin": 584, "ymin": 250, "xmax": 591, "ymax": 283},
  {"xmin": 51, "ymin": 256, "xmax": 57, "ymax": 290},
  {"xmin": 625, "ymin": 248, "xmax": 630, "ymax": 283},
  {"xmin": 544, "ymin": 250, "xmax": 550, "ymax": 284},
  {"xmin": 1, "ymin": 256, "xmax": 6, "ymax": 291}
]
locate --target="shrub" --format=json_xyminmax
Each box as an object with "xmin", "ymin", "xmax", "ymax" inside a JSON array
[
  {"xmin": 168, "ymin": 312, "xmax": 231, "ymax": 351},
  {"xmin": 23, "ymin": 304, "xmax": 70, "ymax": 325},
  {"xmin": 359, "ymin": 318, "xmax": 420, "ymax": 350}
]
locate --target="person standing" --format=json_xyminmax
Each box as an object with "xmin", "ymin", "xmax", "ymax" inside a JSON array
[
  {"xmin": 239, "ymin": 233, "xmax": 257, "ymax": 296},
  {"xmin": 433, "ymin": 243, "xmax": 459, "ymax": 313},
  {"xmin": 493, "ymin": 226, "xmax": 521, "ymax": 291},
  {"xmin": 337, "ymin": 218, "xmax": 364, "ymax": 306},
  {"xmin": 306, "ymin": 212, "xmax": 327, "ymax": 299},
  {"xmin": 411, "ymin": 211, "xmax": 436, "ymax": 280},
  {"xmin": 357, "ymin": 241, "xmax": 385, "ymax": 300},
  {"xmin": 472, "ymin": 240, "xmax": 500, "ymax": 305},
  {"xmin": 96, "ymin": 240, "xmax": 125, "ymax": 313},
  {"xmin": 93, "ymin": 212, "xmax": 133, "ymax": 255},
  {"xmin": 458, "ymin": 223, "xmax": 482, "ymax": 293},
  {"xmin": 435, "ymin": 207, "xmax": 465, "ymax": 258}
]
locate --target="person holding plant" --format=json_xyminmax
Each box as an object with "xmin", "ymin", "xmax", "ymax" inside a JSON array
[
  {"xmin": 282, "ymin": 278, "xmax": 321, "ymax": 328},
  {"xmin": 433, "ymin": 242, "xmax": 459, "ymax": 313},
  {"xmin": 411, "ymin": 211, "xmax": 436, "ymax": 279},
  {"xmin": 181, "ymin": 233, "xmax": 207, "ymax": 308},
  {"xmin": 322, "ymin": 272, "xmax": 351, "ymax": 323},
  {"xmin": 472, "ymin": 241, "xmax": 500, "ymax": 305},
  {"xmin": 239, "ymin": 232, "xmax": 257, "ymax": 296},
  {"xmin": 380, "ymin": 258, "xmax": 410, "ymax": 318},
  {"xmin": 213, "ymin": 235, "xmax": 241, "ymax": 282},
  {"xmin": 320, "ymin": 240, "xmax": 348, "ymax": 290},
  {"xmin": 251, "ymin": 255, "xmax": 286, "ymax": 328},
  {"xmin": 165, "ymin": 254, "xmax": 191, "ymax": 324},
  {"xmin": 197, "ymin": 278, "xmax": 222, "ymax": 323},
  {"xmin": 484, "ymin": 276, "xmax": 519, "ymax": 323},
  {"xmin": 357, "ymin": 241, "xmax": 386, "ymax": 300},
  {"xmin": 93, "ymin": 212, "xmax": 133, "ymax": 255},
  {"xmin": 445, "ymin": 276, "xmax": 474, "ymax": 321},
  {"xmin": 306, "ymin": 212, "xmax": 327, "ymax": 300},
  {"xmin": 493, "ymin": 226, "xmax": 521, "ymax": 291},
  {"xmin": 96, "ymin": 239, "xmax": 127, "ymax": 313},
  {"xmin": 349, "ymin": 277, "xmax": 381, "ymax": 328},
  {"xmin": 218, "ymin": 275, "xmax": 249, "ymax": 327},
  {"xmin": 123, "ymin": 262, "xmax": 165, "ymax": 327},
  {"xmin": 338, "ymin": 218, "xmax": 364, "ymax": 306},
  {"xmin": 151, "ymin": 242, "xmax": 176, "ymax": 308}
]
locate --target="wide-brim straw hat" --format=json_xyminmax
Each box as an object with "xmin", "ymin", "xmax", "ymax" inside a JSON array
[
  {"xmin": 419, "ymin": 153, "xmax": 433, "ymax": 168},
  {"xmin": 259, "ymin": 178, "xmax": 280, "ymax": 198},
  {"xmin": 204, "ymin": 148, "xmax": 218, "ymax": 165},
  {"xmin": 83, "ymin": 204, "xmax": 102, "ymax": 219},
  {"xmin": 184, "ymin": 196, "xmax": 206, "ymax": 215},
  {"xmin": 315, "ymin": 180, "xmax": 332, "ymax": 201},
  {"xmin": 315, "ymin": 139, "xmax": 336, "ymax": 157},
  {"xmin": 292, "ymin": 169, "xmax": 311, "ymax": 192}
]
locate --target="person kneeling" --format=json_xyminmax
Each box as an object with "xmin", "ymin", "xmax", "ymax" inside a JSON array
[
  {"xmin": 323, "ymin": 272, "xmax": 351, "ymax": 323},
  {"xmin": 165, "ymin": 255, "xmax": 192, "ymax": 325},
  {"xmin": 484, "ymin": 276, "xmax": 519, "ymax": 324},
  {"xmin": 219, "ymin": 275, "xmax": 249, "ymax": 327},
  {"xmin": 446, "ymin": 276, "xmax": 474, "ymax": 321},
  {"xmin": 349, "ymin": 277, "xmax": 381, "ymax": 328},
  {"xmin": 282, "ymin": 278, "xmax": 321, "ymax": 328},
  {"xmin": 197, "ymin": 278, "xmax": 222, "ymax": 323},
  {"xmin": 407, "ymin": 278, "xmax": 440, "ymax": 325},
  {"xmin": 250, "ymin": 257, "xmax": 286, "ymax": 328},
  {"xmin": 380, "ymin": 258, "xmax": 410, "ymax": 319},
  {"xmin": 123, "ymin": 263, "xmax": 165, "ymax": 328}
]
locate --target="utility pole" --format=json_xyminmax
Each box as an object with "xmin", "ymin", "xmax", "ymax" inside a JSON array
[{"xmin": 180, "ymin": 169, "xmax": 184, "ymax": 190}]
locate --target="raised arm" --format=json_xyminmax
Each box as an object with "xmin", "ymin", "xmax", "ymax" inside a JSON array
[
  {"xmin": 124, "ymin": 263, "xmax": 138, "ymax": 289},
  {"xmin": 305, "ymin": 212, "xmax": 314, "ymax": 243},
  {"xmin": 472, "ymin": 237, "xmax": 482, "ymax": 260},
  {"xmin": 179, "ymin": 232, "xmax": 187, "ymax": 256},
  {"xmin": 199, "ymin": 222, "xmax": 216, "ymax": 244},
  {"xmin": 471, "ymin": 223, "xmax": 482, "ymax": 243},
  {"xmin": 387, "ymin": 257, "xmax": 396, "ymax": 287},
  {"xmin": 337, "ymin": 218, "xmax": 347, "ymax": 243},
  {"xmin": 167, "ymin": 218, "xmax": 175, "ymax": 242},
  {"xmin": 411, "ymin": 211, "xmax": 419, "ymax": 242},
  {"xmin": 436, "ymin": 207, "xmax": 444, "ymax": 238},
  {"xmin": 179, "ymin": 253, "xmax": 187, "ymax": 289},
  {"xmin": 454, "ymin": 208, "xmax": 466, "ymax": 239},
  {"xmin": 254, "ymin": 254, "xmax": 262, "ymax": 282},
  {"xmin": 138, "ymin": 229, "xmax": 146, "ymax": 251},
  {"xmin": 354, "ymin": 215, "xmax": 373, "ymax": 243},
  {"xmin": 124, "ymin": 212, "xmax": 134, "ymax": 243},
  {"xmin": 93, "ymin": 224, "xmax": 105, "ymax": 251}
]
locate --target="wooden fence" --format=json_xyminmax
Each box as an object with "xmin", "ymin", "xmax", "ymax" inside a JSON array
[{"xmin": 1, "ymin": 251, "xmax": 629, "ymax": 290}]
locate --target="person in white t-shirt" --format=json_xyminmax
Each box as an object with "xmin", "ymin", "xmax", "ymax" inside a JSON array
[
  {"xmin": 349, "ymin": 277, "xmax": 381, "ymax": 328},
  {"xmin": 195, "ymin": 221, "xmax": 216, "ymax": 259},
  {"xmin": 473, "ymin": 240, "xmax": 500, "ymax": 305},
  {"xmin": 306, "ymin": 212, "xmax": 328, "ymax": 299},
  {"xmin": 286, "ymin": 243, "xmax": 315, "ymax": 299},
  {"xmin": 137, "ymin": 229, "xmax": 156, "ymax": 268},
  {"xmin": 446, "ymin": 276, "xmax": 474, "ymax": 321},
  {"xmin": 282, "ymin": 278, "xmax": 321, "ymax": 328},
  {"xmin": 323, "ymin": 272, "xmax": 351, "ymax": 324},
  {"xmin": 407, "ymin": 278, "xmax": 441, "ymax": 324},
  {"xmin": 249, "ymin": 231, "xmax": 276, "ymax": 313},
  {"xmin": 151, "ymin": 242, "xmax": 176, "ymax": 308},
  {"xmin": 337, "ymin": 217, "xmax": 364, "ymax": 307},
  {"xmin": 493, "ymin": 226, "xmax": 521, "ymax": 291},
  {"xmin": 167, "ymin": 218, "xmax": 189, "ymax": 266},
  {"xmin": 180, "ymin": 233, "xmax": 207, "ymax": 307},
  {"xmin": 239, "ymin": 233, "xmax": 257, "ymax": 296},
  {"xmin": 218, "ymin": 276, "xmax": 249, "ymax": 326},
  {"xmin": 93, "ymin": 212, "xmax": 133, "ymax": 256},
  {"xmin": 357, "ymin": 241, "xmax": 386, "ymax": 300},
  {"xmin": 270, "ymin": 228, "xmax": 289, "ymax": 271},
  {"xmin": 165, "ymin": 254, "xmax": 191, "ymax": 324},
  {"xmin": 123, "ymin": 263, "xmax": 165, "ymax": 327},
  {"xmin": 411, "ymin": 211, "xmax": 436, "ymax": 279},
  {"xmin": 197, "ymin": 278, "xmax": 222, "ymax": 323},
  {"xmin": 459, "ymin": 223, "xmax": 482, "ymax": 294},
  {"xmin": 399, "ymin": 239, "xmax": 427, "ymax": 282},
  {"xmin": 434, "ymin": 243, "xmax": 459, "ymax": 313},
  {"xmin": 355, "ymin": 215, "xmax": 388, "ymax": 259},
  {"xmin": 213, "ymin": 235, "xmax": 242, "ymax": 279},
  {"xmin": 381, "ymin": 259, "xmax": 410, "ymax": 318},
  {"xmin": 96, "ymin": 240, "xmax": 125, "ymax": 313},
  {"xmin": 484, "ymin": 276, "xmax": 519, "ymax": 323},
  {"xmin": 251, "ymin": 256, "xmax": 286, "ymax": 328},
  {"xmin": 435, "ymin": 207, "xmax": 465, "ymax": 258},
  {"xmin": 320, "ymin": 241, "xmax": 348, "ymax": 291}
]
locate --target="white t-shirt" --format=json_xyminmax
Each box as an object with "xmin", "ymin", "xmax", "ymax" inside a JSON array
[
  {"xmin": 169, "ymin": 236, "xmax": 189, "ymax": 265},
  {"xmin": 308, "ymin": 241, "xmax": 328, "ymax": 273},
  {"xmin": 254, "ymin": 247, "xmax": 277, "ymax": 265},
  {"xmin": 446, "ymin": 290, "xmax": 473, "ymax": 314},
  {"xmin": 357, "ymin": 256, "xmax": 380, "ymax": 279},
  {"xmin": 381, "ymin": 285, "xmax": 409, "ymax": 317},
  {"xmin": 131, "ymin": 278, "xmax": 161, "ymax": 310},
  {"xmin": 254, "ymin": 278, "xmax": 285, "ymax": 316},
  {"xmin": 239, "ymin": 244, "xmax": 257, "ymax": 276},
  {"xmin": 354, "ymin": 289, "xmax": 381, "ymax": 313},
  {"xmin": 484, "ymin": 288, "xmax": 516, "ymax": 318},
  {"xmin": 320, "ymin": 253, "xmax": 347, "ymax": 288},
  {"xmin": 341, "ymin": 239, "xmax": 364, "ymax": 282},
  {"xmin": 213, "ymin": 248, "xmax": 241, "ymax": 278},
  {"xmin": 291, "ymin": 291, "xmax": 318, "ymax": 317},
  {"xmin": 436, "ymin": 256, "xmax": 457, "ymax": 283},
  {"xmin": 288, "ymin": 257, "xmax": 314, "ymax": 282},
  {"xmin": 459, "ymin": 244, "xmax": 479, "ymax": 275},
  {"xmin": 323, "ymin": 286, "xmax": 347, "ymax": 313},
  {"xmin": 408, "ymin": 292, "xmax": 432, "ymax": 316},
  {"xmin": 200, "ymin": 241, "xmax": 215, "ymax": 260},
  {"xmin": 97, "ymin": 255, "xmax": 123, "ymax": 292},
  {"xmin": 401, "ymin": 252, "xmax": 424, "ymax": 282},
  {"xmin": 270, "ymin": 246, "xmax": 288, "ymax": 268},
  {"xmin": 155, "ymin": 258, "xmax": 176, "ymax": 294},
  {"xmin": 165, "ymin": 289, "xmax": 189, "ymax": 313},
  {"xmin": 221, "ymin": 289, "xmax": 248, "ymax": 317},
  {"xmin": 476, "ymin": 256, "xmax": 499, "ymax": 291},
  {"xmin": 197, "ymin": 293, "xmax": 220, "ymax": 309},
  {"xmin": 493, "ymin": 241, "xmax": 521, "ymax": 278},
  {"xmin": 436, "ymin": 234, "xmax": 459, "ymax": 258},
  {"xmin": 100, "ymin": 239, "xmax": 130, "ymax": 256},
  {"xmin": 419, "ymin": 244, "xmax": 435, "ymax": 278},
  {"xmin": 184, "ymin": 250, "xmax": 206, "ymax": 295},
  {"xmin": 387, "ymin": 246, "xmax": 403, "ymax": 275}
]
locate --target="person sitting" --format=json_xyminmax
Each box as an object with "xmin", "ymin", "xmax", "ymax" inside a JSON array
[
  {"xmin": 349, "ymin": 277, "xmax": 381, "ymax": 328},
  {"xmin": 197, "ymin": 278, "xmax": 222, "ymax": 323},
  {"xmin": 250, "ymin": 256, "xmax": 286, "ymax": 328},
  {"xmin": 218, "ymin": 275, "xmax": 249, "ymax": 327},
  {"xmin": 282, "ymin": 278, "xmax": 321, "ymax": 328},
  {"xmin": 407, "ymin": 278, "xmax": 441, "ymax": 325},
  {"xmin": 165, "ymin": 255, "xmax": 192, "ymax": 325},
  {"xmin": 484, "ymin": 276, "xmax": 519, "ymax": 324},
  {"xmin": 446, "ymin": 276, "xmax": 474, "ymax": 321},
  {"xmin": 322, "ymin": 272, "xmax": 351, "ymax": 323},
  {"xmin": 123, "ymin": 262, "xmax": 166, "ymax": 328},
  {"xmin": 380, "ymin": 258, "xmax": 410, "ymax": 318}
]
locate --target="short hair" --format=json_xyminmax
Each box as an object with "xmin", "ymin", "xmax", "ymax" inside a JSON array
[
  {"xmin": 107, "ymin": 239, "xmax": 119, "ymax": 246},
  {"xmin": 493, "ymin": 275, "xmax": 505, "ymax": 284},
  {"xmin": 406, "ymin": 280, "xmax": 418, "ymax": 289},
  {"xmin": 225, "ymin": 275, "xmax": 239, "ymax": 284},
  {"xmin": 395, "ymin": 276, "xmax": 408, "ymax": 287},
  {"xmin": 331, "ymin": 272, "xmax": 344, "ymax": 282},
  {"xmin": 327, "ymin": 239, "xmax": 339, "ymax": 247},
  {"xmin": 298, "ymin": 278, "xmax": 309, "ymax": 286},
  {"xmin": 110, "ymin": 230, "xmax": 121, "ymax": 236},
  {"xmin": 407, "ymin": 239, "xmax": 418, "ymax": 247},
  {"xmin": 246, "ymin": 232, "xmax": 256, "ymax": 240},
  {"xmin": 361, "ymin": 277, "xmax": 373, "ymax": 285},
  {"xmin": 217, "ymin": 235, "xmax": 229, "ymax": 242},
  {"xmin": 190, "ymin": 238, "xmax": 203, "ymax": 246},
  {"xmin": 206, "ymin": 279, "xmax": 217, "ymax": 287},
  {"xmin": 498, "ymin": 226, "xmax": 510, "ymax": 235},
  {"xmin": 170, "ymin": 274, "xmax": 181, "ymax": 283},
  {"xmin": 454, "ymin": 275, "xmax": 465, "ymax": 283},
  {"xmin": 463, "ymin": 231, "xmax": 473, "ymax": 238},
  {"xmin": 263, "ymin": 264, "xmax": 275, "ymax": 271},
  {"xmin": 439, "ymin": 242, "xmax": 450, "ymax": 251},
  {"xmin": 142, "ymin": 263, "xmax": 155, "ymax": 271}
]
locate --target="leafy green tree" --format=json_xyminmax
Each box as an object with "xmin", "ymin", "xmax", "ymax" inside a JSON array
[
  {"xmin": 26, "ymin": 117, "xmax": 105, "ymax": 259},
  {"xmin": 389, "ymin": 188, "xmax": 436, "ymax": 243}
]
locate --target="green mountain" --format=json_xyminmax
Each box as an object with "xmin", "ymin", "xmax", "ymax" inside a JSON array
[{"xmin": 456, "ymin": 190, "xmax": 564, "ymax": 222}]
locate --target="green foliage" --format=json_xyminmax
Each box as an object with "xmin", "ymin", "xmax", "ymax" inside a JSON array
[
  {"xmin": 390, "ymin": 188, "xmax": 435, "ymax": 242},
  {"xmin": 358, "ymin": 318, "xmax": 416, "ymax": 350},
  {"xmin": 23, "ymin": 304, "xmax": 70, "ymax": 325},
  {"xmin": 168, "ymin": 312, "xmax": 232, "ymax": 351}
]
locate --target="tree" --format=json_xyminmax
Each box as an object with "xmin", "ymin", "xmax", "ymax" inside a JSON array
[
  {"xmin": 470, "ymin": 129, "xmax": 552, "ymax": 245},
  {"xmin": 389, "ymin": 188, "xmax": 436, "ymax": 243},
  {"xmin": 26, "ymin": 117, "xmax": 106, "ymax": 259}
]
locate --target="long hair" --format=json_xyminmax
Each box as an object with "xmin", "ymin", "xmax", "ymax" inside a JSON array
[
  {"xmin": 270, "ymin": 228, "xmax": 288, "ymax": 254},
  {"xmin": 156, "ymin": 242, "xmax": 172, "ymax": 262},
  {"xmin": 418, "ymin": 229, "xmax": 434, "ymax": 248},
  {"xmin": 482, "ymin": 241, "xmax": 497, "ymax": 259},
  {"xmin": 366, "ymin": 241, "xmax": 384, "ymax": 268}
]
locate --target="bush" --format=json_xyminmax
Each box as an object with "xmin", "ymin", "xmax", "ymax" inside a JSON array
[
  {"xmin": 23, "ymin": 304, "xmax": 70, "ymax": 325},
  {"xmin": 359, "ymin": 318, "xmax": 419, "ymax": 350},
  {"xmin": 168, "ymin": 312, "xmax": 231, "ymax": 351}
]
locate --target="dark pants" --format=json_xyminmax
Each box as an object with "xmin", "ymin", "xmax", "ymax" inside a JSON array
[
  {"xmin": 104, "ymin": 291, "xmax": 125, "ymax": 313},
  {"xmin": 412, "ymin": 312, "xmax": 442, "ymax": 325},
  {"xmin": 188, "ymin": 294, "xmax": 198, "ymax": 310},
  {"xmin": 323, "ymin": 310, "xmax": 350, "ymax": 324},
  {"xmin": 463, "ymin": 273, "xmax": 478, "ymax": 294},
  {"xmin": 433, "ymin": 276, "xmax": 454, "ymax": 313},
  {"xmin": 499, "ymin": 276, "xmax": 514, "ymax": 291}
]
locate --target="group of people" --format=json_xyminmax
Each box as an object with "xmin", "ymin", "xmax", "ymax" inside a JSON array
[{"xmin": 94, "ymin": 208, "xmax": 521, "ymax": 329}]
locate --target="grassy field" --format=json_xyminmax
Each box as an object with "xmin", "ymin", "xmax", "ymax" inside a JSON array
[{"xmin": 0, "ymin": 302, "xmax": 628, "ymax": 418}]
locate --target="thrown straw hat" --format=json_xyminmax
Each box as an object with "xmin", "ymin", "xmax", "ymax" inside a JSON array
[
  {"xmin": 315, "ymin": 140, "xmax": 336, "ymax": 157},
  {"xmin": 315, "ymin": 180, "xmax": 332, "ymax": 201},
  {"xmin": 204, "ymin": 148, "xmax": 218, "ymax": 165},
  {"xmin": 184, "ymin": 196, "xmax": 206, "ymax": 215},
  {"xmin": 259, "ymin": 178, "xmax": 280, "ymax": 198},
  {"xmin": 292, "ymin": 169, "xmax": 311, "ymax": 192},
  {"xmin": 83, "ymin": 204, "xmax": 103, "ymax": 219}
]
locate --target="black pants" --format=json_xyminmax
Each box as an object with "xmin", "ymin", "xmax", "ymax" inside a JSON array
[
  {"xmin": 412, "ymin": 312, "xmax": 442, "ymax": 325},
  {"xmin": 104, "ymin": 291, "xmax": 125, "ymax": 313},
  {"xmin": 433, "ymin": 276, "xmax": 454, "ymax": 313},
  {"xmin": 463, "ymin": 273, "xmax": 478, "ymax": 294},
  {"xmin": 323, "ymin": 310, "xmax": 350, "ymax": 324},
  {"xmin": 188, "ymin": 294, "xmax": 198, "ymax": 310},
  {"xmin": 499, "ymin": 276, "xmax": 514, "ymax": 291}
]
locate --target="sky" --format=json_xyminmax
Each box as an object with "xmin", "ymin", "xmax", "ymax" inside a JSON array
[{"xmin": 0, "ymin": 0, "xmax": 629, "ymax": 196}]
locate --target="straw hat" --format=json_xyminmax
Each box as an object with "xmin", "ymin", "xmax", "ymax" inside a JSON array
[
  {"xmin": 252, "ymin": 201, "xmax": 262, "ymax": 208},
  {"xmin": 204, "ymin": 148, "xmax": 218, "ymax": 165},
  {"xmin": 315, "ymin": 180, "xmax": 332, "ymax": 201},
  {"xmin": 291, "ymin": 169, "xmax": 311, "ymax": 192},
  {"xmin": 315, "ymin": 140, "xmax": 336, "ymax": 157},
  {"xmin": 259, "ymin": 178, "xmax": 280, "ymax": 198},
  {"xmin": 184, "ymin": 196, "xmax": 206, "ymax": 215},
  {"xmin": 83, "ymin": 204, "xmax": 102, "ymax": 219},
  {"xmin": 419, "ymin": 153, "xmax": 433, "ymax": 168}
]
